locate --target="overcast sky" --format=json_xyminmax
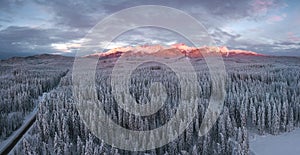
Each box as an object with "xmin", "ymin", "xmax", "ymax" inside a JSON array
[{"xmin": 0, "ymin": 0, "xmax": 299, "ymax": 59}]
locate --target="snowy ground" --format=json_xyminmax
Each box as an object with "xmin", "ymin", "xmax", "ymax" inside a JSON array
[{"xmin": 250, "ymin": 128, "xmax": 300, "ymax": 155}]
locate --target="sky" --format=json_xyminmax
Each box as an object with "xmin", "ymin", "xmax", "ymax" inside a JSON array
[{"xmin": 0, "ymin": 0, "xmax": 299, "ymax": 59}]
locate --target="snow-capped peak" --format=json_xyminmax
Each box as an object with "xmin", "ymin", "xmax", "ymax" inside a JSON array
[{"xmin": 86, "ymin": 44, "xmax": 263, "ymax": 58}]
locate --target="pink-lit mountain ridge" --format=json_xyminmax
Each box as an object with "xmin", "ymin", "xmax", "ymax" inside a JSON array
[{"xmin": 87, "ymin": 43, "xmax": 264, "ymax": 59}]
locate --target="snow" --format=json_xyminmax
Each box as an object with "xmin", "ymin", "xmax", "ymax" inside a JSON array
[
  {"xmin": 250, "ymin": 128, "xmax": 300, "ymax": 155},
  {"xmin": 87, "ymin": 44, "xmax": 261, "ymax": 58}
]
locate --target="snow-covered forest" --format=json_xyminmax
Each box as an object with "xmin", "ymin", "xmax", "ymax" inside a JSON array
[
  {"xmin": 0, "ymin": 55, "xmax": 71, "ymax": 143},
  {"xmin": 2, "ymin": 55, "xmax": 300, "ymax": 154}
]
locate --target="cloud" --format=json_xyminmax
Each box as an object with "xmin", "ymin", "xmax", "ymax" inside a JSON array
[
  {"xmin": 0, "ymin": 26, "xmax": 84, "ymax": 59},
  {"xmin": 0, "ymin": 18, "xmax": 11, "ymax": 23},
  {"xmin": 208, "ymin": 25, "xmax": 300, "ymax": 55},
  {"xmin": 250, "ymin": 0, "xmax": 287, "ymax": 15},
  {"xmin": 209, "ymin": 28, "xmax": 241, "ymax": 46},
  {"xmin": 110, "ymin": 27, "xmax": 191, "ymax": 47},
  {"xmin": 251, "ymin": 0, "xmax": 275, "ymax": 14},
  {"xmin": 30, "ymin": 0, "xmax": 274, "ymax": 29},
  {"xmin": 0, "ymin": 0, "xmax": 298, "ymax": 58},
  {"xmin": 287, "ymin": 32, "xmax": 300, "ymax": 42},
  {"xmin": 99, "ymin": 41, "xmax": 129, "ymax": 49},
  {"xmin": 267, "ymin": 13, "xmax": 286, "ymax": 23},
  {"xmin": 0, "ymin": 26, "xmax": 83, "ymax": 44},
  {"xmin": 51, "ymin": 41, "xmax": 82, "ymax": 53},
  {"xmin": 165, "ymin": 41, "xmax": 178, "ymax": 46},
  {"xmin": 33, "ymin": 0, "xmax": 125, "ymax": 29},
  {"xmin": 0, "ymin": 0, "xmax": 25, "ymax": 11}
]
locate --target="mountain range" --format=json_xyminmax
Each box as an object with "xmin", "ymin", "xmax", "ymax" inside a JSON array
[{"xmin": 86, "ymin": 43, "xmax": 264, "ymax": 59}]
